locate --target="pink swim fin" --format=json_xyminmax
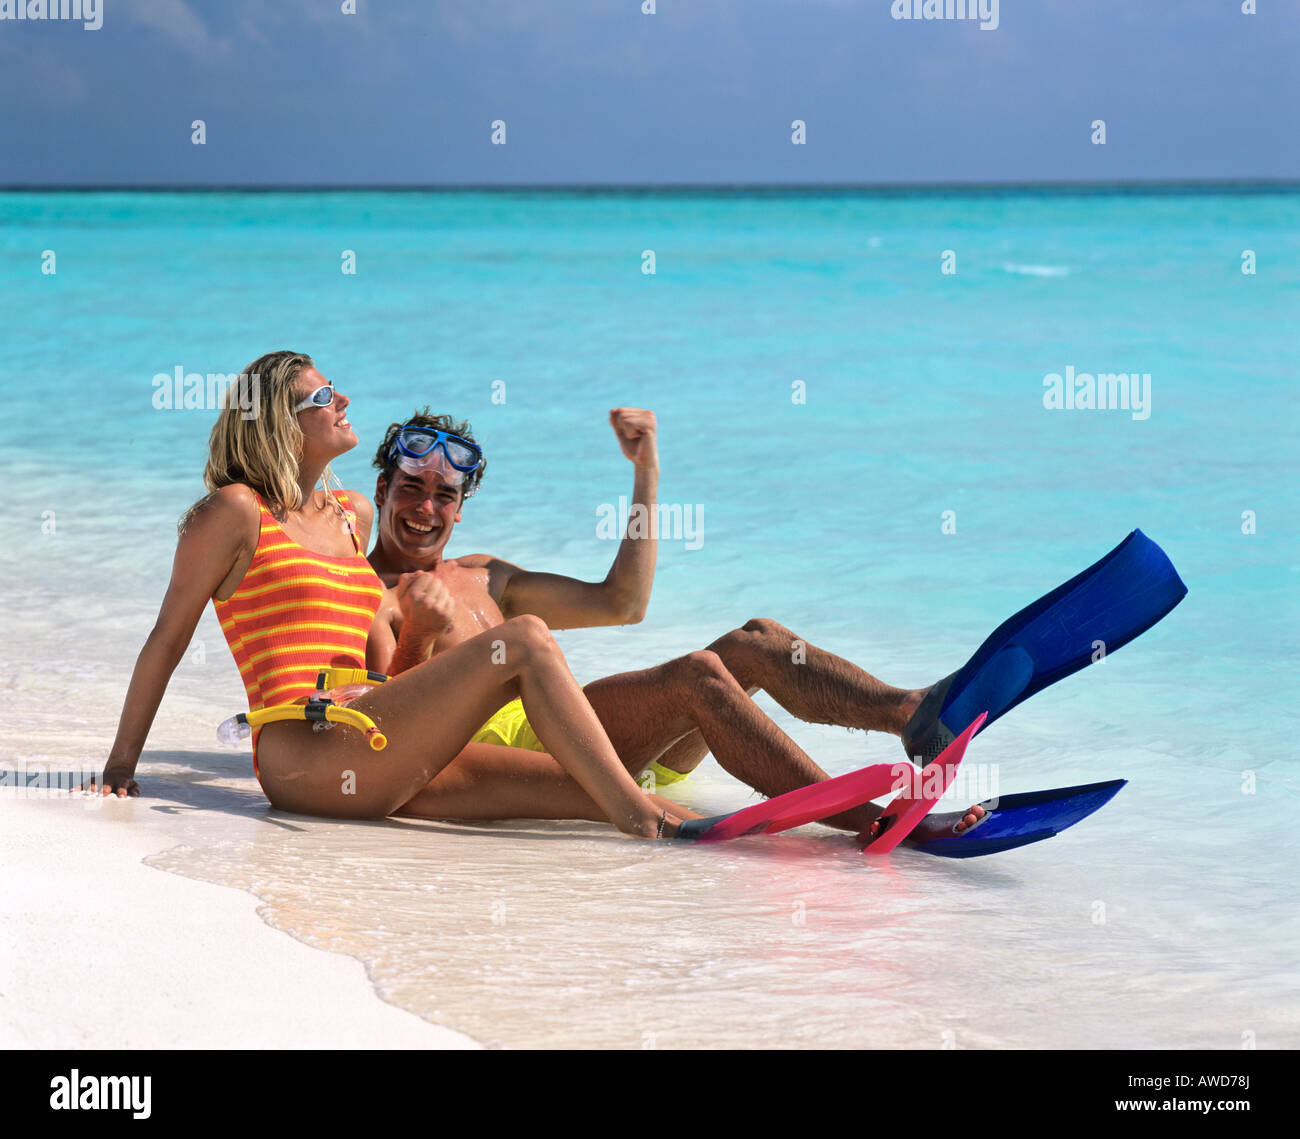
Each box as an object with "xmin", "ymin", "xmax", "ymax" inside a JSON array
[
  {"xmin": 678, "ymin": 761, "xmax": 907, "ymax": 843},
  {"xmin": 858, "ymin": 711, "xmax": 988, "ymax": 855}
]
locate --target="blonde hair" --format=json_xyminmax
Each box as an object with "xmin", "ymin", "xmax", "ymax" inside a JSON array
[{"xmin": 181, "ymin": 350, "xmax": 344, "ymax": 531}]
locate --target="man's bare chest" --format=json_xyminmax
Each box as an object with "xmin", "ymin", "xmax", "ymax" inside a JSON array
[{"xmin": 433, "ymin": 571, "xmax": 506, "ymax": 651}]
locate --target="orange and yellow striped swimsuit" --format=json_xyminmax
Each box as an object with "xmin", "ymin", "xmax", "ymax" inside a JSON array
[{"xmin": 214, "ymin": 490, "xmax": 384, "ymax": 783}]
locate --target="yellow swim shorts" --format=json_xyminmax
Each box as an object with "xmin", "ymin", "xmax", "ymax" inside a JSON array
[
  {"xmin": 470, "ymin": 697, "xmax": 545, "ymax": 752},
  {"xmin": 644, "ymin": 761, "xmax": 691, "ymax": 786},
  {"xmin": 468, "ymin": 697, "xmax": 692, "ymax": 786}
]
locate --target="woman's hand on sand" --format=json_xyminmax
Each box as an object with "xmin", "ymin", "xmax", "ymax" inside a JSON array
[
  {"xmin": 71, "ymin": 764, "xmax": 140, "ymax": 798},
  {"xmin": 101, "ymin": 764, "xmax": 141, "ymax": 797}
]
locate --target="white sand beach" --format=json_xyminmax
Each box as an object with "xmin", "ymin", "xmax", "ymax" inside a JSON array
[{"xmin": 0, "ymin": 790, "xmax": 478, "ymax": 1050}]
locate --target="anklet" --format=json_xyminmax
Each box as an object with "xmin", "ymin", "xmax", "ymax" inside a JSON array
[{"xmin": 656, "ymin": 808, "xmax": 667, "ymax": 838}]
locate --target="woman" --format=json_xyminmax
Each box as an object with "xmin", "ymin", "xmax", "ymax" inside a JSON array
[{"xmin": 99, "ymin": 351, "xmax": 700, "ymax": 839}]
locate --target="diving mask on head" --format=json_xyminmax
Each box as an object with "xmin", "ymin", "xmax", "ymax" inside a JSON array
[{"xmin": 389, "ymin": 425, "xmax": 483, "ymax": 487}]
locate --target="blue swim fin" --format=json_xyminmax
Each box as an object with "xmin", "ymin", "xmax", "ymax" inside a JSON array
[
  {"xmin": 902, "ymin": 530, "xmax": 1187, "ymax": 765},
  {"xmin": 910, "ymin": 778, "xmax": 1126, "ymax": 859}
]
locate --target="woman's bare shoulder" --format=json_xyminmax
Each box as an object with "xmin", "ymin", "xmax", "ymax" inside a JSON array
[
  {"xmin": 178, "ymin": 483, "xmax": 262, "ymax": 538},
  {"xmin": 340, "ymin": 489, "xmax": 374, "ymax": 521}
]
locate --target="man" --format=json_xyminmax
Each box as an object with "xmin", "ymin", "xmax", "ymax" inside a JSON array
[{"xmin": 364, "ymin": 407, "xmax": 986, "ymax": 841}]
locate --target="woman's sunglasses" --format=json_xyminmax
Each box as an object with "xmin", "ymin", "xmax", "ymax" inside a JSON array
[{"xmin": 294, "ymin": 382, "xmax": 336, "ymax": 413}]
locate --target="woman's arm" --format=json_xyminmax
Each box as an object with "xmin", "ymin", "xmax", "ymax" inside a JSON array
[
  {"xmin": 366, "ymin": 588, "xmax": 400, "ymax": 676},
  {"xmin": 98, "ymin": 486, "xmax": 258, "ymax": 796}
]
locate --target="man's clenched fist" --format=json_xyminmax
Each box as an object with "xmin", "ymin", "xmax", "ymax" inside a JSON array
[
  {"xmin": 610, "ymin": 408, "xmax": 658, "ymax": 469},
  {"xmin": 395, "ymin": 571, "xmax": 455, "ymax": 637}
]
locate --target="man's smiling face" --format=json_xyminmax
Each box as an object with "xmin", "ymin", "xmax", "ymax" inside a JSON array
[{"xmin": 375, "ymin": 467, "xmax": 463, "ymax": 568}]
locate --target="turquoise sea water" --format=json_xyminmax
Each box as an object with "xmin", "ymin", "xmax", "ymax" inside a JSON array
[{"xmin": 2, "ymin": 189, "xmax": 1297, "ymax": 1047}]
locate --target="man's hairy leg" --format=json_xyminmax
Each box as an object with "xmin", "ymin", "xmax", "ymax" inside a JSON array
[
  {"xmin": 707, "ymin": 618, "xmax": 924, "ymax": 735},
  {"xmin": 636, "ymin": 682, "xmax": 757, "ymax": 779},
  {"xmin": 643, "ymin": 727, "xmax": 711, "ymax": 779},
  {"xmin": 583, "ymin": 654, "xmax": 879, "ymax": 833}
]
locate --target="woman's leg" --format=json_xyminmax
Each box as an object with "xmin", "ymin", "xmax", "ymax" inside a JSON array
[
  {"xmin": 257, "ymin": 615, "xmax": 684, "ymax": 838},
  {"xmin": 393, "ymin": 742, "xmax": 702, "ymax": 824}
]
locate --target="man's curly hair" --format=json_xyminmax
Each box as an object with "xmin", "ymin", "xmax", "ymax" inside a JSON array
[{"xmin": 372, "ymin": 409, "xmax": 486, "ymax": 499}]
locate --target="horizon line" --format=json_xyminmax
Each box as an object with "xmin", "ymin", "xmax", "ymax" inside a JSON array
[{"xmin": 1, "ymin": 178, "xmax": 1297, "ymax": 195}]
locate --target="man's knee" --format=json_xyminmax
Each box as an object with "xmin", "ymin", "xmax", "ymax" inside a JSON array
[
  {"xmin": 741, "ymin": 617, "xmax": 790, "ymax": 641},
  {"xmin": 669, "ymin": 649, "xmax": 731, "ymax": 691},
  {"xmin": 708, "ymin": 619, "xmax": 795, "ymax": 686},
  {"xmin": 711, "ymin": 619, "xmax": 775, "ymax": 655}
]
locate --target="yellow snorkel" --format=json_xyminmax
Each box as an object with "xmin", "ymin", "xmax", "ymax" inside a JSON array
[{"xmin": 217, "ymin": 667, "xmax": 389, "ymax": 751}]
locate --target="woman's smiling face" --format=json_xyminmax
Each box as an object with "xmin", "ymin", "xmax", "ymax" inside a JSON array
[{"xmin": 292, "ymin": 367, "xmax": 357, "ymax": 461}]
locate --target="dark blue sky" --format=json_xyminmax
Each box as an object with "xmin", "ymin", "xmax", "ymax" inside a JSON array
[{"xmin": 1, "ymin": 0, "xmax": 1295, "ymax": 185}]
